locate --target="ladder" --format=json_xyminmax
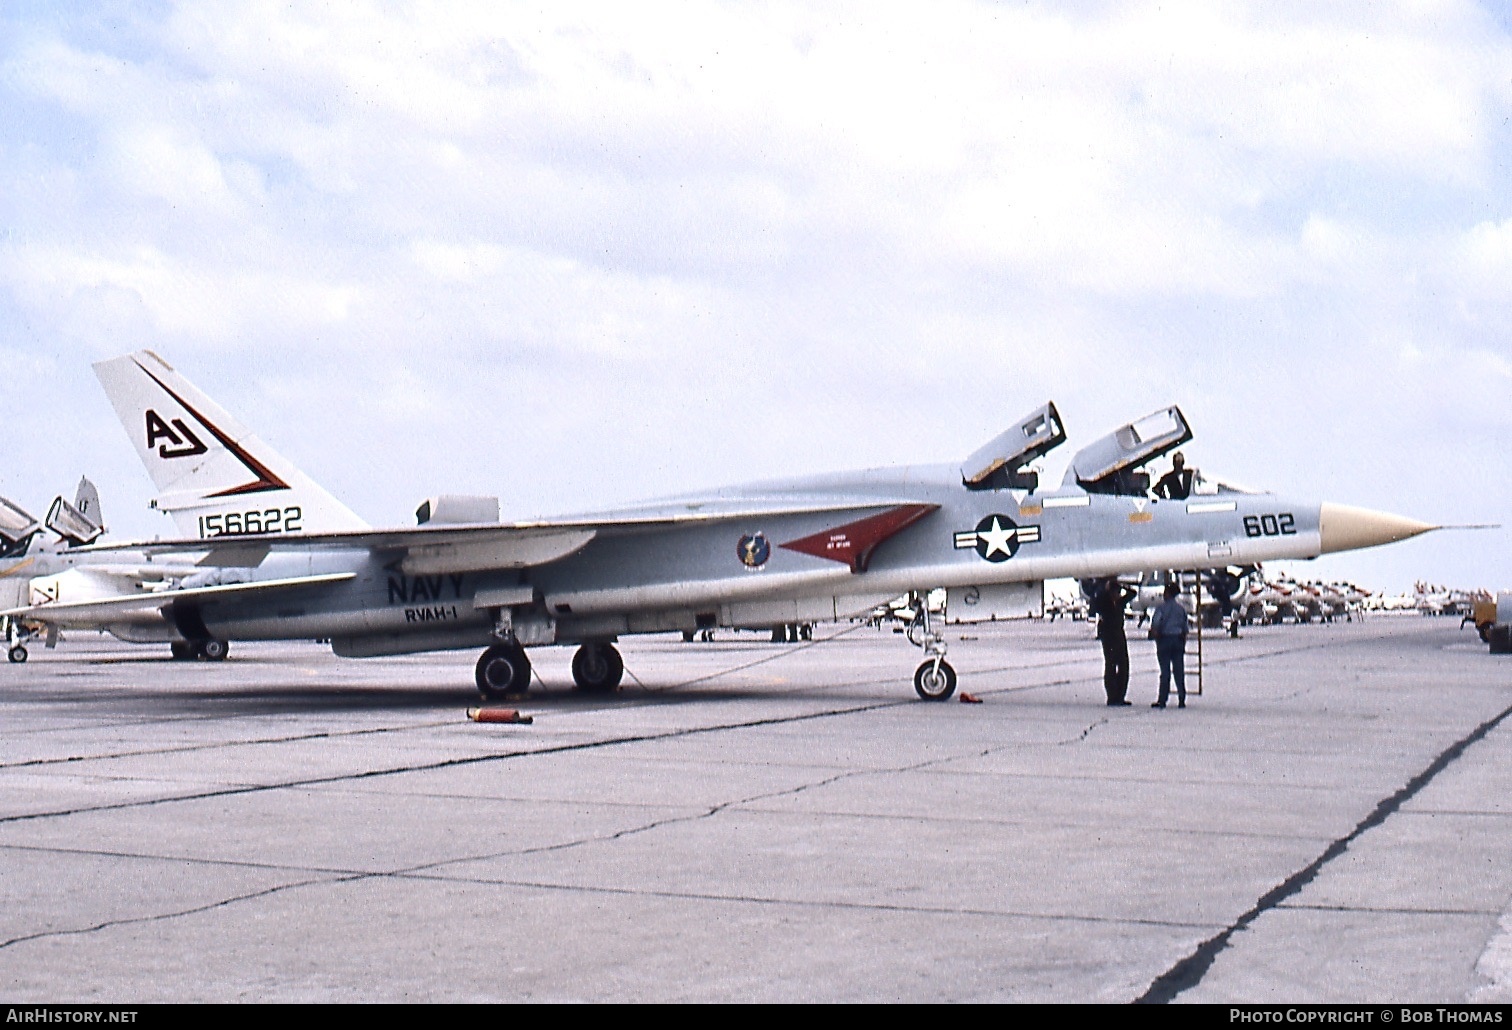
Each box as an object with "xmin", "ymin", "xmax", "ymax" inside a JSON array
[{"xmin": 1184, "ymin": 570, "xmax": 1205, "ymax": 696}]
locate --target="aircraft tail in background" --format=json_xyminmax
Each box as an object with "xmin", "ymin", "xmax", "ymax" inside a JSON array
[
  {"xmin": 46, "ymin": 476, "xmax": 105, "ymax": 546},
  {"xmin": 93, "ymin": 351, "xmax": 369, "ymax": 539}
]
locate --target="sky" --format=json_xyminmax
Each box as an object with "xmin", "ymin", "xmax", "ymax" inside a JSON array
[{"xmin": 1, "ymin": 0, "xmax": 1509, "ymax": 594}]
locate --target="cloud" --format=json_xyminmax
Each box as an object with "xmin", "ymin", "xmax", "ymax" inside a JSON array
[
  {"xmin": 0, "ymin": 0, "xmax": 1510, "ymax": 591},
  {"xmin": 3, "ymin": 244, "xmax": 363, "ymax": 342}
]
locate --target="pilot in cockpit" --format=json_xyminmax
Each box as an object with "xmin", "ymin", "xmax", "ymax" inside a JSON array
[{"xmin": 1153, "ymin": 452, "xmax": 1196, "ymax": 500}]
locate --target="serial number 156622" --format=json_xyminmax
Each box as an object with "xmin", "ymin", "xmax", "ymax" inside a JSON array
[{"xmin": 197, "ymin": 506, "xmax": 303, "ymax": 538}]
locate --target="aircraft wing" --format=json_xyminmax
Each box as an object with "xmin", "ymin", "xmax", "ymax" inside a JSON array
[
  {"xmin": 0, "ymin": 572, "xmax": 357, "ymax": 625},
  {"xmin": 68, "ymin": 497, "xmax": 939, "ymax": 576}
]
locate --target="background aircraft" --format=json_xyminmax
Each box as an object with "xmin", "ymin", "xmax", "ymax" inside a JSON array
[
  {"xmin": 2, "ymin": 480, "xmax": 105, "ymax": 661},
  {"xmin": 1120, "ymin": 566, "xmax": 1252, "ymax": 634},
  {"xmin": 3, "ymin": 352, "xmax": 1440, "ymax": 699},
  {"xmin": 1, "ymin": 477, "xmax": 197, "ymax": 662}
]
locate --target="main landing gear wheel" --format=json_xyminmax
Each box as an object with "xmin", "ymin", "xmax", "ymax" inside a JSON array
[
  {"xmin": 914, "ymin": 659, "xmax": 957, "ymax": 701},
  {"xmin": 7, "ymin": 645, "xmax": 26, "ymax": 664},
  {"xmin": 171, "ymin": 640, "xmax": 229, "ymax": 661},
  {"xmin": 571, "ymin": 643, "xmax": 624, "ymax": 693},
  {"xmin": 476, "ymin": 643, "xmax": 532, "ymax": 697}
]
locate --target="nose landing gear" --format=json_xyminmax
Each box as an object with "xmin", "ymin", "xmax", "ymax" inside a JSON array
[
  {"xmin": 913, "ymin": 659, "xmax": 956, "ymax": 701},
  {"xmin": 906, "ymin": 591, "xmax": 956, "ymax": 701}
]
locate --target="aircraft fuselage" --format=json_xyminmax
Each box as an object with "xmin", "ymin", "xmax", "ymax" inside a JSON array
[{"xmin": 137, "ymin": 465, "xmax": 1323, "ymax": 655}]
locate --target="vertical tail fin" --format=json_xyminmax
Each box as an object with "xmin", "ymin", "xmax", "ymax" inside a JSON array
[
  {"xmin": 93, "ymin": 351, "xmax": 369, "ymax": 538},
  {"xmin": 45, "ymin": 476, "xmax": 105, "ymax": 546},
  {"xmin": 74, "ymin": 477, "xmax": 101, "ymax": 528}
]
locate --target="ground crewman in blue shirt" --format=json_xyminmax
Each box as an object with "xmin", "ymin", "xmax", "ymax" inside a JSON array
[{"xmin": 1148, "ymin": 582, "xmax": 1189, "ymax": 709}]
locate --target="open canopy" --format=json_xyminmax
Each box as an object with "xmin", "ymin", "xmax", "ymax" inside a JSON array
[
  {"xmin": 961, "ymin": 401, "xmax": 1067, "ymax": 492},
  {"xmin": 1065, "ymin": 406, "xmax": 1193, "ymax": 496}
]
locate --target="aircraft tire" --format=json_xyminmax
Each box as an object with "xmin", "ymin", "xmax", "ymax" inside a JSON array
[
  {"xmin": 476, "ymin": 644, "xmax": 531, "ymax": 697},
  {"xmin": 913, "ymin": 659, "xmax": 957, "ymax": 701},
  {"xmin": 7, "ymin": 645, "xmax": 26, "ymax": 664},
  {"xmin": 201, "ymin": 639, "xmax": 230, "ymax": 662},
  {"xmin": 1490, "ymin": 626, "xmax": 1512, "ymax": 656},
  {"xmin": 571, "ymin": 643, "xmax": 624, "ymax": 693},
  {"xmin": 170, "ymin": 641, "xmax": 196, "ymax": 661}
]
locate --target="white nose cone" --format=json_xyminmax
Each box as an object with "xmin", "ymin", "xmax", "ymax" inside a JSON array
[{"xmin": 1320, "ymin": 503, "xmax": 1436, "ymax": 554}]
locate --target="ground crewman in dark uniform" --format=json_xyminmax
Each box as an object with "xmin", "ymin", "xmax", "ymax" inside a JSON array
[{"xmin": 1091, "ymin": 577, "xmax": 1134, "ymax": 706}]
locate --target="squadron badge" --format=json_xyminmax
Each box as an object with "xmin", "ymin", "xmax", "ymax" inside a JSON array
[
  {"xmin": 954, "ymin": 514, "xmax": 1040, "ymax": 563},
  {"xmin": 737, "ymin": 532, "xmax": 771, "ymax": 570}
]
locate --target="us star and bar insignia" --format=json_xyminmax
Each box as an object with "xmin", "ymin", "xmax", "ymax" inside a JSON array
[{"xmin": 954, "ymin": 514, "xmax": 1040, "ymax": 563}]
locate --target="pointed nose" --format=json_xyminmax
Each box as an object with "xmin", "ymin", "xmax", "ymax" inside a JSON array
[{"xmin": 1319, "ymin": 503, "xmax": 1437, "ymax": 554}]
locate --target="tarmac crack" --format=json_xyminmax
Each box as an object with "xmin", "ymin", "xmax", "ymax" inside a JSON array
[
  {"xmin": 1056, "ymin": 716, "xmax": 1109, "ymax": 745},
  {"xmin": 0, "ymin": 721, "xmax": 458, "ymax": 771},
  {"xmin": 1276, "ymin": 902, "xmax": 1502, "ymax": 917},
  {"xmin": 376, "ymin": 870, "xmax": 1227, "ymax": 931},
  {"xmin": 7, "ymin": 738, "xmax": 1235, "ymax": 947},
  {"xmin": 0, "ymin": 874, "xmax": 362, "ymax": 953},
  {"xmin": 0, "ymin": 839, "xmax": 415, "ymax": 879},
  {"xmin": 0, "ymin": 699, "xmax": 910, "ymax": 826},
  {"xmin": 0, "ymin": 867, "xmax": 1218, "ymax": 954},
  {"xmin": 1135, "ymin": 698, "xmax": 1512, "ymax": 1004},
  {"xmin": 0, "ymin": 658, "xmax": 1115, "ymax": 830},
  {"xmin": 398, "ymin": 748, "xmax": 991, "ymax": 870},
  {"xmin": 0, "ymin": 857, "xmax": 1219, "ymax": 940}
]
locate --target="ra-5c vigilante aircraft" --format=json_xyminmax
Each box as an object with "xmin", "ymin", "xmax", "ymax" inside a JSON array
[{"xmin": 2, "ymin": 351, "xmax": 1439, "ymax": 700}]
